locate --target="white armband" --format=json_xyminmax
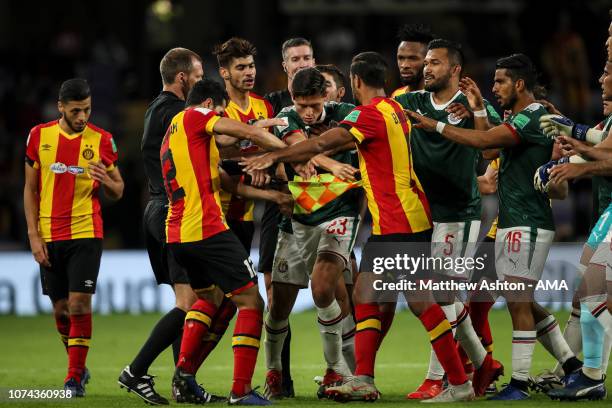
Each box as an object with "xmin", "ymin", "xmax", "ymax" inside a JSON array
[{"xmin": 473, "ymin": 109, "xmax": 487, "ymax": 118}]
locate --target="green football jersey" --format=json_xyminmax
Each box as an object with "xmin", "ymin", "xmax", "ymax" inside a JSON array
[
  {"xmin": 395, "ymin": 90, "xmax": 502, "ymax": 222},
  {"xmin": 274, "ymin": 102, "xmax": 360, "ymax": 232},
  {"xmin": 498, "ymin": 102, "xmax": 554, "ymax": 230},
  {"xmin": 592, "ymin": 114, "xmax": 612, "ymax": 223}
]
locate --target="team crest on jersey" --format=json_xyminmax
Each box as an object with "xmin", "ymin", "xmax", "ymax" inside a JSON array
[
  {"xmin": 49, "ymin": 162, "xmax": 67, "ymax": 174},
  {"xmin": 82, "ymin": 144, "xmax": 95, "ymax": 160},
  {"xmin": 447, "ymin": 113, "xmax": 462, "ymax": 125},
  {"xmin": 275, "ymin": 117, "xmax": 290, "ymax": 132}
]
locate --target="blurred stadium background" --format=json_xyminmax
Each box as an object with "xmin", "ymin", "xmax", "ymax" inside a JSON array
[{"xmin": 0, "ymin": 0, "xmax": 611, "ymax": 315}]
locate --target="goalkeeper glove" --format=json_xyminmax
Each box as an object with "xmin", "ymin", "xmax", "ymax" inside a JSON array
[
  {"xmin": 539, "ymin": 114, "xmax": 604, "ymax": 144},
  {"xmin": 534, "ymin": 157, "xmax": 569, "ymax": 193}
]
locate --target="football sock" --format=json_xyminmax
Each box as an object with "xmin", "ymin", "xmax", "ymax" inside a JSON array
[
  {"xmin": 511, "ymin": 330, "xmax": 536, "ymax": 382},
  {"xmin": 281, "ymin": 325, "xmax": 293, "ymax": 386},
  {"xmin": 194, "ymin": 298, "xmax": 236, "ymax": 372},
  {"xmin": 354, "ymin": 303, "xmax": 381, "ymax": 378},
  {"xmin": 468, "ymin": 299, "xmax": 494, "ymax": 355},
  {"xmin": 232, "ymin": 309, "xmax": 263, "ymax": 396},
  {"xmin": 552, "ymin": 307, "xmax": 582, "ymax": 377},
  {"xmin": 130, "ymin": 307, "xmax": 186, "ymax": 377},
  {"xmin": 177, "ymin": 299, "xmax": 217, "ymax": 374},
  {"xmin": 419, "ymin": 304, "xmax": 467, "ymax": 386},
  {"xmin": 264, "ymin": 314, "xmax": 289, "ymax": 371},
  {"xmin": 454, "ymin": 302, "xmax": 486, "ymax": 368},
  {"xmin": 377, "ymin": 307, "xmax": 395, "ymax": 349},
  {"xmin": 66, "ymin": 313, "xmax": 92, "ymax": 383},
  {"xmin": 580, "ymin": 303, "xmax": 604, "ymax": 379},
  {"xmin": 55, "ymin": 313, "xmax": 70, "ymax": 353},
  {"xmin": 341, "ymin": 315, "xmax": 356, "ymax": 373},
  {"xmin": 317, "ymin": 300, "xmax": 350, "ymax": 376},
  {"xmin": 535, "ymin": 314, "xmax": 576, "ymax": 369}
]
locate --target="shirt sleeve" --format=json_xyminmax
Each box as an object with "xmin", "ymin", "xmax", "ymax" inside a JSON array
[
  {"xmin": 273, "ymin": 114, "xmax": 303, "ymax": 142},
  {"xmin": 506, "ymin": 108, "xmax": 551, "ymax": 146},
  {"xmin": 189, "ymin": 107, "xmax": 221, "ymax": 136},
  {"xmin": 483, "ymin": 100, "xmax": 502, "ymax": 125},
  {"xmin": 339, "ymin": 105, "xmax": 382, "ymax": 144},
  {"xmin": 25, "ymin": 126, "xmax": 40, "ymax": 169},
  {"xmin": 100, "ymin": 132, "xmax": 119, "ymax": 171}
]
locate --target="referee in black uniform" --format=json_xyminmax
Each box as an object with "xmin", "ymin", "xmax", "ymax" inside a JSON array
[
  {"xmin": 118, "ymin": 48, "xmax": 221, "ymax": 405},
  {"xmin": 262, "ymin": 37, "xmax": 315, "ymax": 398}
]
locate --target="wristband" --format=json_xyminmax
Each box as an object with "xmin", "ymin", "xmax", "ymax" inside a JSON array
[
  {"xmin": 572, "ymin": 123, "xmax": 590, "ymax": 141},
  {"xmin": 473, "ymin": 109, "xmax": 487, "ymax": 118},
  {"xmin": 436, "ymin": 121, "xmax": 446, "ymax": 134}
]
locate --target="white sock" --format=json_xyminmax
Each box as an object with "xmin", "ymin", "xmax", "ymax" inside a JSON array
[
  {"xmin": 425, "ymin": 348, "xmax": 445, "ymax": 380},
  {"xmin": 317, "ymin": 300, "xmax": 351, "ymax": 377},
  {"xmin": 454, "ymin": 302, "xmax": 486, "ymax": 368},
  {"xmin": 511, "ymin": 330, "xmax": 536, "ymax": 382},
  {"xmin": 552, "ymin": 307, "xmax": 582, "ymax": 377},
  {"xmin": 341, "ymin": 315, "xmax": 356, "ymax": 373},
  {"xmin": 585, "ymin": 297, "xmax": 612, "ymax": 338},
  {"xmin": 424, "ymin": 303, "xmax": 457, "ymax": 381},
  {"xmin": 264, "ymin": 314, "xmax": 289, "ymax": 371},
  {"xmin": 535, "ymin": 315, "xmax": 574, "ymax": 365}
]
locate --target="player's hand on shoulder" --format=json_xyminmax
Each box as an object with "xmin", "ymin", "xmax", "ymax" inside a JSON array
[
  {"xmin": 536, "ymin": 99, "xmax": 562, "ymax": 116},
  {"xmin": 404, "ymin": 109, "xmax": 437, "ymax": 132}
]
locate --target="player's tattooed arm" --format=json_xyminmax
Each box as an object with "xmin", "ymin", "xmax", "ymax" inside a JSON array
[
  {"xmin": 406, "ymin": 110, "xmax": 518, "ymax": 149},
  {"xmin": 24, "ymin": 163, "xmax": 51, "ymax": 267}
]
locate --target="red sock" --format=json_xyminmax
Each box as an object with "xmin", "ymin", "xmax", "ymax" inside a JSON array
[
  {"xmin": 377, "ymin": 307, "xmax": 395, "ymax": 349},
  {"xmin": 419, "ymin": 305, "xmax": 467, "ymax": 386},
  {"xmin": 66, "ymin": 313, "xmax": 92, "ymax": 383},
  {"xmin": 232, "ymin": 308, "xmax": 263, "ymax": 396},
  {"xmin": 194, "ymin": 298, "xmax": 236, "ymax": 371},
  {"xmin": 468, "ymin": 300, "xmax": 494, "ymax": 354},
  {"xmin": 355, "ymin": 303, "xmax": 381, "ymax": 377},
  {"xmin": 55, "ymin": 314, "xmax": 70, "ymax": 353},
  {"xmin": 177, "ymin": 299, "xmax": 217, "ymax": 374}
]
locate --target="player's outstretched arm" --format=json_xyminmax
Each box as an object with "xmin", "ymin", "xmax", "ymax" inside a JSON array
[
  {"xmin": 213, "ymin": 117, "xmax": 286, "ymax": 151},
  {"xmin": 309, "ymin": 154, "xmax": 358, "ymax": 181},
  {"xmin": 539, "ymin": 114, "xmax": 607, "ymax": 144},
  {"xmin": 405, "ymin": 109, "xmax": 518, "ymax": 149},
  {"xmin": 24, "ymin": 163, "xmax": 50, "ymax": 267},
  {"xmin": 557, "ymin": 135, "xmax": 612, "ymax": 162},
  {"xmin": 240, "ymin": 126, "xmax": 354, "ymax": 172}
]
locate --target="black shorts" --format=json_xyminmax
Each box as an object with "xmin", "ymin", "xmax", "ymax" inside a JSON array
[
  {"xmin": 228, "ymin": 220, "xmax": 255, "ymax": 252},
  {"xmin": 359, "ymin": 229, "xmax": 433, "ymax": 276},
  {"xmin": 470, "ymin": 236, "xmax": 497, "ymax": 283},
  {"xmin": 168, "ymin": 230, "xmax": 257, "ymax": 295},
  {"xmin": 143, "ymin": 198, "xmax": 190, "ymax": 285},
  {"xmin": 40, "ymin": 238, "xmax": 102, "ymax": 302},
  {"xmin": 258, "ymin": 200, "xmax": 280, "ymax": 273}
]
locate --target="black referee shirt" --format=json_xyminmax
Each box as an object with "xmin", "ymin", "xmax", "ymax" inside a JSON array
[
  {"xmin": 264, "ymin": 89, "xmax": 292, "ymax": 117},
  {"xmin": 141, "ymin": 91, "xmax": 185, "ymax": 197}
]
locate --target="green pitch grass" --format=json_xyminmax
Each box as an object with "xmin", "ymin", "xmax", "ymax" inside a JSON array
[{"xmin": 0, "ymin": 309, "xmax": 609, "ymax": 407}]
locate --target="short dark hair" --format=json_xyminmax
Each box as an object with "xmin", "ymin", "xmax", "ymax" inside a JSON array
[
  {"xmin": 316, "ymin": 64, "xmax": 347, "ymax": 89},
  {"xmin": 59, "ymin": 78, "xmax": 90, "ymax": 103},
  {"xmin": 213, "ymin": 37, "xmax": 257, "ymax": 68},
  {"xmin": 160, "ymin": 48, "xmax": 202, "ymax": 85},
  {"xmin": 291, "ymin": 67, "xmax": 326, "ymax": 98},
  {"xmin": 186, "ymin": 79, "xmax": 229, "ymax": 107},
  {"xmin": 350, "ymin": 52, "xmax": 388, "ymax": 89},
  {"xmin": 496, "ymin": 53, "xmax": 538, "ymax": 91},
  {"xmin": 397, "ymin": 23, "xmax": 434, "ymax": 45},
  {"xmin": 281, "ymin": 37, "xmax": 312, "ymax": 60},
  {"xmin": 428, "ymin": 38, "xmax": 464, "ymax": 67}
]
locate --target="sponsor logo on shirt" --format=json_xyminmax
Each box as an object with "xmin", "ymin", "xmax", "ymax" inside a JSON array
[
  {"xmin": 67, "ymin": 166, "xmax": 85, "ymax": 175},
  {"xmin": 49, "ymin": 162, "xmax": 67, "ymax": 174}
]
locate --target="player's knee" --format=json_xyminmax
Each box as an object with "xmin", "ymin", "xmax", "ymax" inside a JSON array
[
  {"xmin": 311, "ymin": 281, "xmax": 335, "ymax": 308},
  {"xmin": 232, "ymin": 285, "xmax": 264, "ymax": 311},
  {"xmin": 52, "ymin": 299, "xmax": 69, "ymax": 320},
  {"xmin": 68, "ymin": 294, "xmax": 92, "ymax": 315}
]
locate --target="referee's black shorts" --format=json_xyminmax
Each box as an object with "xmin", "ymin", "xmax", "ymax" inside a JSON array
[
  {"xmin": 143, "ymin": 197, "xmax": 190, "ymax": 285},
  {"xmin": 258, "ymin": 201, "xmax": 280, "ymax": 273}
]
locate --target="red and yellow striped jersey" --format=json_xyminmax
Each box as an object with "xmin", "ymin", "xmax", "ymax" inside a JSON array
[
  {"xmin": 340, "ymin": 97, "xmax": 431, "ymax": 235},
  {"xmin": 390, "ymin": 85, "xmax": 412, "ymax": 98},
  {"xmin": 161, "ymin": 107, "xmax": 228, "ymax": 243},
  {"xmin": 25, "ymin": 120, "xmax": 118, "ymax": 242},
  {"xmin": 221, "ymin": 92, "xmax": 274, "ymax": 222}
]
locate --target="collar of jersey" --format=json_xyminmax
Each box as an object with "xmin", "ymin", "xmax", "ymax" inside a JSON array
[
  {"xmin": 429, "ymin": 89, "xmax": 463, "ymax": 111},
  {"xmin": 58, "ymin": 122, "xmax": 84, "ymax": 140},
  {"xmin": 228, "ymin": 95, "xmax": 252, "ymax": 115}
]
